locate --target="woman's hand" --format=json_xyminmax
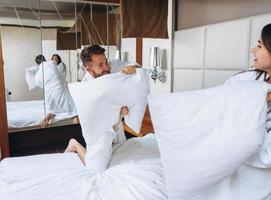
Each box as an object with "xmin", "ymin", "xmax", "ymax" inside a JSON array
[{"xmin": 121, "ymin": 66, "xmax": 136, "ymax": 74}]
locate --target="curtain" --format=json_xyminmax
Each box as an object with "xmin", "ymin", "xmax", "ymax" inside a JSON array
[{"xmin": 121, "ymin": 0, "xmax": 168, "ymax": 38}]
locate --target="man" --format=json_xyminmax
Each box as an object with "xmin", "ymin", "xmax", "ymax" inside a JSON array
[
  {"xmin": 80, "ymin": 45, "xmax": 139, "ymax": 81},
  {"xmin": 80, "ymin": 44, "xmax": 140, "ymax": 125},
  {"xmin": 65, "ymin": 45, "xmax": 140, "ymax": 162}
]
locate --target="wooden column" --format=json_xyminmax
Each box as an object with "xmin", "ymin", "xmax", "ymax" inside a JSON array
[
  {"xmin": 136, "ymin": 38, "xmax": 154, "ymax": 135},
  {"xmin": 136, "ymin": 38, "xmax": 142, "ymax": 66},
  {"xmin": 0, "ymin": 32, "xmax": 9, "ymax": 159}
]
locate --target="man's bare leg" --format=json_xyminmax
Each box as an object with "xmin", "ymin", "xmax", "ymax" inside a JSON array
[
  {"xmin": 65, "ymin": 138, "xmax": 86, "ymax": 165},
  {"xmin": 72, "ymin": 116, "xmax": 79, "ymax": 124}
]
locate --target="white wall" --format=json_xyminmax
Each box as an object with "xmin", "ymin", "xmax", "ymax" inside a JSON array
[
  {"xmin": 173, "ymin": 13, "xmax": 271, "ymax": 92},
  {"xmin": 1, "ymin": 26, "xmax": 43, "ymax": 101},
  {"xmin": 178, "ymin": 0, "xmax": 271, "ymax": 30},
  {"xmin": 1, "ymin": 26, "xmax": 84, "ymax": 102}
]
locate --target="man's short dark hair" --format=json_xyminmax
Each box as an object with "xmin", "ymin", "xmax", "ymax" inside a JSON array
[
  {"xmin": 80, "ymin": 45, "xmax": 105, "ymax": 66},
  {"xmin": 35, "ymin": 54, "xmax": 46, "ymax": 65}
]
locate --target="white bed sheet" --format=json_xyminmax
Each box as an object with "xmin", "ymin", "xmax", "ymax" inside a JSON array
[
  {"xmin": 7, "ymin": 100, "xmax": 76, "ymax": 129},
  {"xmin": 0, "ymin": 134, "xmax": 167, "ymax": 200}
]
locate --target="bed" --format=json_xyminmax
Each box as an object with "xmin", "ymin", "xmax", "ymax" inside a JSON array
[
  {"xmin": 0, "ymin": 134, "xmax": 167, "ymax": 200},
  {"xmin": 7, "ymin": 100, "xmax": 75, "ymax": 132}
]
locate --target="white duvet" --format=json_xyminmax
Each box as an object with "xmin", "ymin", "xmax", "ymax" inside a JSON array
[
  {"xmin": 7, "ymin": 100, "xmax": 76, "ymax": 129},
  {"xmin": 0, "ymin": 134, "xmax": 167, "ymax": 200}
]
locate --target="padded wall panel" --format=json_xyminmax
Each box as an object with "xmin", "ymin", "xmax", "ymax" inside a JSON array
[
  {"xmin": 174, "ymin": 27, "xmax": 205, "ymax": 69},
  {"xmin": 174, "ymin": 69, "xmax": 203, "ymax": 92},
  {"xmin": 204, "ymin": 69, "xmax": 242, "ymax": 88},
  {"xmin": 249, "ymin": 14, "xmax": 271, "ymax": 66},
  {"xmin": 205, "ymin": 19, "xmax": 250, "ymax": 69}
]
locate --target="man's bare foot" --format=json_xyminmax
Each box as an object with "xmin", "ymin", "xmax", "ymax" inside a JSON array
[{"xmin": 64, "ymin": 138, "xmax": 78, "ymax": 153}]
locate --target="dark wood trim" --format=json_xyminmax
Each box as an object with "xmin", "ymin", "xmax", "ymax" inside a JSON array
[
  {"xmin": 9, "ymin": 124, "xmax": 85, "ymax": 157},
  {"xmin": 0, "ymin": 31, "xmax": 10, "ymax": 159},
  {"xmin": 175, "ymin": 0, "xmax": 179, "ymax": 31},
  {"xmin": 136, "ymin": 38, "xmax": 143, "ymax": 66},
  {"xmin": 95, "ymin": 0, "xmax": 120, "ymax": 3}
]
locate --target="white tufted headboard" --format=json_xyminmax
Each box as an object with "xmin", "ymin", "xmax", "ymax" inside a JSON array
[{"xmin": 173, "ymin": 13, "xmax": 271, "ymax": 92}]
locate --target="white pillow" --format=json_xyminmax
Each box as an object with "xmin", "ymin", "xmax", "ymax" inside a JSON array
[
  {"xmin": 25, "ymin": 65, "xmax": 39, "ymax": 90},
  {"xmin": 148, "ymin": 81, "xmax": 270, "ymax": 199},
  {"xmin": 69, "ymin": 69, "xmax": 149, "ymax": 172}
]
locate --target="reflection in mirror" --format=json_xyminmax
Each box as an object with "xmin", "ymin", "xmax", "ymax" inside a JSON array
[
  {"xmin": 39, "ymin": 0, "xmax": 78, "ymax": 128},
  {"xmin": 0, "ymin": 0, "xmax": 46, "ymax": 132},
  {"xmin": 0, "ymin": 0, "xmax": 121, "ymax": 132},
  {"xmin": 38, "ymin": 0, "xmax": 121, "ymax": 128}
]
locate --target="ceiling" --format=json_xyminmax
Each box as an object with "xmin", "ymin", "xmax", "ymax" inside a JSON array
[{"xmin": 0, "ymin": 0, "xmax": 119, "ymax": 21}]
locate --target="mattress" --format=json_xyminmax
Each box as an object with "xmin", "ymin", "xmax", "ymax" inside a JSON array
[
  {"xmin": 7, "ymin": 100, "xmax": 76, "ymax": 130},
  {"xmin": 0, "ymin": 134, "xmax": 167, "ymax": 200}
]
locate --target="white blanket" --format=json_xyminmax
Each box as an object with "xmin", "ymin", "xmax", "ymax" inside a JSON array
[
  {"xmin": 0, "ymin": 134, "xmax": 166, "ymax": 200},
  {"xmin": 7, "ymin": 100, "xmax": 77, "ymax": 129}
]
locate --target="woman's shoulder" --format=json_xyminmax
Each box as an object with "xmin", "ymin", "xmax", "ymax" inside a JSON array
[{"xmin": 225, "ymin": 69, "xmax": 259, "ymax": 84}]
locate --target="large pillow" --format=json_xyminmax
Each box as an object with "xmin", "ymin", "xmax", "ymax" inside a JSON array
[
  {"xmin": 69, "ymin": 68, "xmax": 150, "ymax": 172},
  {"xmin": 148, "ymin": 81, "xmax": 270, "ymax": 199},
  {"xmin": 25, "ymin": 65, "xmax": 39, "ymax": 90}
]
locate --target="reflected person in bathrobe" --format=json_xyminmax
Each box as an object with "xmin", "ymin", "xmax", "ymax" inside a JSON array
[
  {"xmin": 35, "ymin": 59, "xmax": 78, "ymax": 128},
  {"xmin": 25, "ymin": 55, "xmax": 46, "ymax": 90},
  {"xmin": 65, "ymin": 45, "xmax": 140, "ymax": 164},
  {"xmin": 51, "ymin": 54, "xmax": 67, "ymax": 80}
]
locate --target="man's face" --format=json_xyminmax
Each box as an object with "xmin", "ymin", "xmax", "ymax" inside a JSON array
[{"xmin": 85, "ymin": 54, "xmax": 110, "ymax": 78}]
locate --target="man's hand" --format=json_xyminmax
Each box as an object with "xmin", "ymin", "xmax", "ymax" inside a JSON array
[{"xmin": 121, "ymin": 66, "xmax": 137, "ymax": 74}]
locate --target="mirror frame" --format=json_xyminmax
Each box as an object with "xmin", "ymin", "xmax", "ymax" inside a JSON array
[{"xmin": 0, "ymin": 32, "xmax": 10, "ymax": 159}]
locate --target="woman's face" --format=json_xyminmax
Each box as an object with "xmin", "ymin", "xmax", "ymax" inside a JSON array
[
  {"xmin": 251, "ymin": 38, "xmax": 271, "ymax": 73},
  {"xmin": 52, "ymin": 55, "xmax": 60, "ymax": 64}
]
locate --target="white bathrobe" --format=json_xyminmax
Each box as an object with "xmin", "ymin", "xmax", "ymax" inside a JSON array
[
  {"xmin": 57, "ymin": 62, "xmax": 67, "ymax": 80},
  {"xmin": 35, "ymin": 61, "xmax": 77, "ymax": 118},
  {"xmin": 194, "ymin": 69, "xmax": 271, "ymax": 200}
]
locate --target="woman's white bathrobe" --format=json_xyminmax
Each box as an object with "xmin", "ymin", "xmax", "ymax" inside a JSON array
[{"xmin": 35, "ymin": 61, "xmax": 77, "ymax": 118}]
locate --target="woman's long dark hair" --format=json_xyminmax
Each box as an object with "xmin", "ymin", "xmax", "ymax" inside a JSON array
[{"xmin": 253, "ymin": 23, "xmax": 271, "ymax": 81}]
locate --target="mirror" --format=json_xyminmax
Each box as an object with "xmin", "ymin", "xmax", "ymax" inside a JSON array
[
  {"xmin": 0, "ymin": 0, "xmax": 121, "ymax": 132},
  {"xmin": 0, "ymin": 0, "xmax": 45, "ymax": 132}
]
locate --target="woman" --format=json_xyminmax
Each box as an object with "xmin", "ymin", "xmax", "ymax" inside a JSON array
[
  {"xmin": 51, "ymin": 54, "xmax": 67, "ymax": 80},
  {"xmin": 226, "ymin": 23, "xmax": 271, "ymax": 86},
  {"xmin": 226, "ymin": 23, "xmax": 271, "ymax": 168}
]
